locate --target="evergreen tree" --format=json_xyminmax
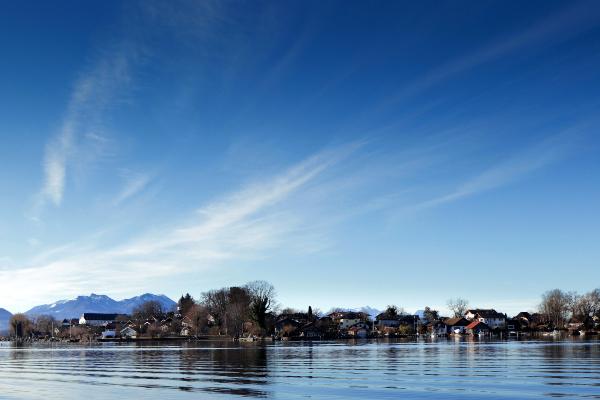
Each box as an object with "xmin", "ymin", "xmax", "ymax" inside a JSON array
[{"xmin": 178, "ymin": 293, "xmax": 195, "ymax": 316}]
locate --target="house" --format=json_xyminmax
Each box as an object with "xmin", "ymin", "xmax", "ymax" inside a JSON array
[
  {"xmin": 313, "ymin": 316, "xmax": 339, "ymax": 338},
  {"xmin": 506, "ymin": 318, "xmax": 524, "ymax": 332},
  {"xmin": 79, "ymin": 313, "xmax": 118, "ymax": 326},
  {"xmin": 275, "ymin": 317, "xmax": 301, "ymax": 336},
  {"xmin": 62, "ymin": 318, "xmax": 78, "ymax": 327},
  {"xmin": 399, "ymin": 315, "xmax": 420, "ymax": 329},
  {"xmin": 101, "ymin": 324, "xmax": 117, "ymax": 338},
  {"xmin": 299, "ymin": 322, "xmax": 322, "ymax": 339},
  {"xmin": 101, "ymin": 330, "xmax": 116, "ymax": 338},
  {"xmin": 464, "ymin": 309, "xmax": 506, "ymax": 329},
  {"xmin": 428, "ymin": 320, "xmax": 448, "ymax": 336},
  {"xmin": 515, "ymin": 312, "xmax": 532, "ymax": 323},
  {"xmin": 375, "ymin": 312, "xmax": 401, "ymax": 329},
  {"xmin": 278, "ymin": 312, "xmax": 310, "ymax": 325},
  {"xmin": 568, "ymin": 318, "xmax": 584, "ymax": 330},
  {"xmin": 444, "ymin": 317, "xmax": 470, "ymax": 334},
  {"xmin": 348, "ymin": 324, "xmax": 368, "ymax": 338},
  {"xmin": 144, "ymin": 317, "xmax": 159, "ymax": 327},
  {"xmin": 466, "ymin": 320, "xmax": 491, "ymax": 335},
  {"xmin": 329, "ymin": 312, "xmax": 367, "ymax": 329},
  {"xmin": 120, "ymin": 326, "xmax": 137, "ymax": 338}
]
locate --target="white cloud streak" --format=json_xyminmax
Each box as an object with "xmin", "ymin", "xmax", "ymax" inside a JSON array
[
  {"xmin": 4, "ymin": 142, "xmax": 363, "ymax": 311},
  {"xmin": 113, "ymin": 172, "xmax": 153, "ymax": 206},
  {"xmin": 412, "ymin": 132, "xmax": 578, "ymax": 211},
  {"xmin": 376, "ymin": 1, "xmax": 600, "ymax": 113},
  {"xmin": 37, "ymin": 35, "xmax": 134, "ymax": 211}
]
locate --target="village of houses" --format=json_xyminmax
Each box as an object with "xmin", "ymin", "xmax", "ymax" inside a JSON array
[
  {"xmin": 7, "ymin": 305, "xmax": 597, "ymax": 343},
  {"xmin": 4, "ymin": 284, "xmax": 599, "ymax": 342}
]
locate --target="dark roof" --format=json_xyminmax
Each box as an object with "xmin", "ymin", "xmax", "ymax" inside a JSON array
[
  {"xmin": 515, "ymin": 312, "xmax": 532, "ymax": 320},
  {"xmin": 299, "ymin": 322, "xmax": 321, "ymax": 332},
  {"xmin": 430, "ymin": 321, "xmax": 447, "ymax": 328},
  {"xmin": 466, "ymin": 309, "xmax": 504, "ymax": 318},
  {"xmin": 276, "ymin": 318, "xmax": 301, "ymax": 327},
  {"xmin": 82, "ymin": 313, "xmax": 118, "ymax": 321},
  {"xmin": 444, "ymin": 317, "xmax": 470, "ymax": 326}
]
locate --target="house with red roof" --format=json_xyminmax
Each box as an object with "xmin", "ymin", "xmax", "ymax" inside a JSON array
[{"xmin": 466, "ymin": 320, "xmax": 491, "ymax": 335}]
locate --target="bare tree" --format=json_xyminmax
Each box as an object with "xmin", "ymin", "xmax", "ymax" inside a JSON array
[
  {"xmin": 447, "ymin": 298, "xmax": 469, "ymax": 318},
  {"xmin": 10, "ymin": 314, "xmax": 32, "ymax": 338},
  {"xmin": 201, "ymin": 288, "xmax": 229, "ymax": 333},
  {"xmin": 133, "ymin": 300, "xmax": 165, "ymax": 322},
  {"xmin": 34, "ymin": 315, "xmax": 57, "ymax": 337},
  {"xmin": 539, "ymin": 289, "xmax": 572, "ymax": 329},
  {"xmin": 185, "ymin": 304, "xmax": 210, "ymax": 335},
  {"xmin": 572, "ymin": 289, "xmax": 600, "ymax": 328},
  {"xmin": 310, "ymin": 307, "xmax": 323, "ymax": 318},
  {"xmin": 246, "ymin": 280, "xmax": 276, "ymax": 331}
]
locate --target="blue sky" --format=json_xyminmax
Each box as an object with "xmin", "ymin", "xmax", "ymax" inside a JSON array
[{"xmin": 1, "ymin": 0, "xmax": 599, "ymax": 314}]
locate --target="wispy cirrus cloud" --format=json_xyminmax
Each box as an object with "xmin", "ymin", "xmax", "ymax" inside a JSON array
[
  {"xmin": 411, "ymin": 131, "xmax": 581, "ymax": 211},
  {"xmin": 113, "ymin": 171, "xmax": 153, "ymax": 206},
  {"xmin": 373, "ymin": 1, "xmax": 600, "ymax": 115},
  {"xmin": 4, "ymin": 142, "xmax": 364, "ymax": 310},
  {"xmin": 37, "ymin": 46, "xmax": 134, "ymax": 212},
  {"xmin": 6, "ymin": 125, "xmax": 587, "ymax": 311}
]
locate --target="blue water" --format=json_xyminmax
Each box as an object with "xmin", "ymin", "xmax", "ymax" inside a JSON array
[{"xmin": 1, "ymin": 338, "xmax": 599, "ymax": 399}]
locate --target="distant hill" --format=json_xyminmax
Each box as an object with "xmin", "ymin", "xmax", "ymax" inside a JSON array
[
  {"xmin": 0, "ymin": 308, "xmax": 12, "ymax": 334},
  {"xmin": 25, "ymin": 293, "xmax": 176, "ymax": 320}
]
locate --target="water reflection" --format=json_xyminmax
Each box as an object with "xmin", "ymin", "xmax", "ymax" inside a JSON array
[{"xmin": 0, "ymin": 339, "xmax": 599, "ymax": 399}]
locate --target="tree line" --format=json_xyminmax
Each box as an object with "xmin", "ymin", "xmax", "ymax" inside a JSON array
[{"xmin": 5, "ymin": 285, "xmax": 600, "ymax": 338}]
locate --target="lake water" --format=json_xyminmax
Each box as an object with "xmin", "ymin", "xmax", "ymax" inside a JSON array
[{"xmin": 0, "ymin": 338, "xmax": 599, "ymax": 399}]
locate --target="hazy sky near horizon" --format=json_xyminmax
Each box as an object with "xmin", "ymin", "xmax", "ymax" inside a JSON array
[{"xmin": 1, "ymin": 0, "xmax": 600, "ymax": 314}]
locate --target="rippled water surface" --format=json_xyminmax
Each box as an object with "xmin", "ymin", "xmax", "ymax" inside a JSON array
[{"xmin": 1, "ymin": 339, "xmax": 599, "ymax": 399}]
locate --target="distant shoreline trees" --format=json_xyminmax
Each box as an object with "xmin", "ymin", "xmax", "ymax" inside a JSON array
[
  {"xmin": 4, "ymin": 285, "xmax": 600, "ymax": 340},
  {"xmin": 539, "ymin": 288, "xmax": 600, "ymax": 330}
]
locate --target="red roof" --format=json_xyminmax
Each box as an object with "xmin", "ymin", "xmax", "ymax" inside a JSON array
[{"xmin": 466, "ymin": 320, "xmax": 489, "ymax": 330}]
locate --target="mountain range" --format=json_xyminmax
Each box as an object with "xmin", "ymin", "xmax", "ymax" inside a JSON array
[
  {"xmin": 326, "ymin": 306, "xmax": 382, "ymax": 318},
  {"xmin": 24, "ymin": 293, "xmax": 177, "ymax": 320},
  {"xmin": 0, "ymin": 308, "xmax": 12, "ymax": 334}
]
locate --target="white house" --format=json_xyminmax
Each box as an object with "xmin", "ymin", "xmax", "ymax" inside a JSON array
[
  {"xmin": 464, "ymin": 309, "xmax": 506, "ymax": 329},
  {"xmin": 120, "ymin": 326, "xmax": 137, "ymax": 338},
  {"xmin": 339, "ymin": 317, "xmax": 362, "ymax": 329},
  {"xmin": 329, "ymin": 312, "xmax": 367, "ymax": 329},
  {"xmin": 444, "ymin": 317, "xmax": 470, "ymax": 334}
]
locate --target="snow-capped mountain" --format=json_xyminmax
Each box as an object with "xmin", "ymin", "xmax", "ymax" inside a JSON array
[
  {"xmin": 25, "ymin": 293, "xmax": 176, "ymax": 320},
  {"xmin": 118, "ymin": 294, "xmax": 177, "ymax": 315},
  {"xmin": 0, "ymin": 308, "xmax": 12, "ymax": 334},
  {"xmin": 357, "ymin": 306, "xmax": 382, "ymax": 318},
  {"xmin": 326, "ymin": 306, "xmax": 382, "ymax": 319}
]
